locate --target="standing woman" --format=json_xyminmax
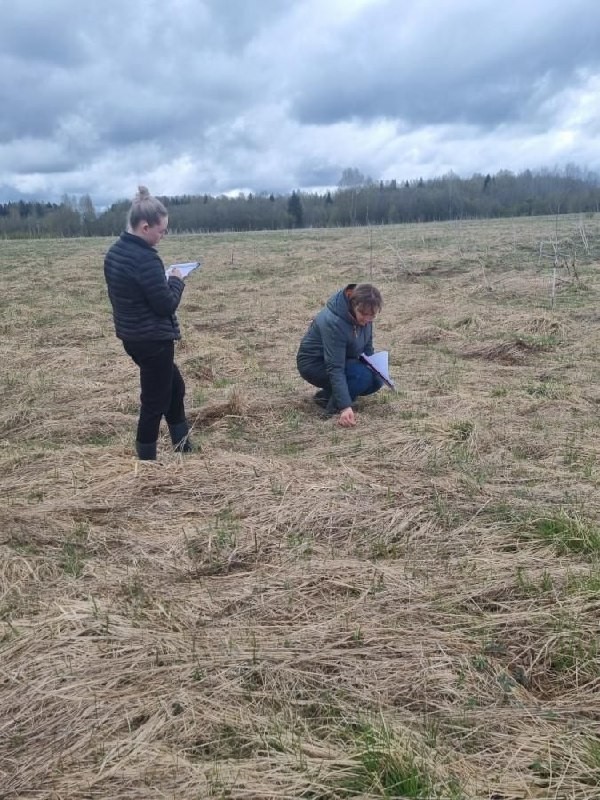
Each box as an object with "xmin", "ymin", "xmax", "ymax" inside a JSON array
[
  {"xmin": 104, "ymin": 186, "xmax": 192, "ymax": 460},
  {"xmin": 296, "ymin": 283, "xmax": 384, "ymax": 428}
]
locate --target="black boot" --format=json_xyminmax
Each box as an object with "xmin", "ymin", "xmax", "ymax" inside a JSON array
[
  {"xmin": 168, "ymin": 421, "xmax": 193, "ymax": 453},
  {"xmin": 313, "ymin": 389, "xmax": 331, "ymax": 409},
  {"xmin": 135, "ymin": 441, "xmax": 157, "ymax": 461}
]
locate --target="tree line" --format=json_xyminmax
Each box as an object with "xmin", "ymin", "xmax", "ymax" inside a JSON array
[{"xmin": 1, "ymin": 167, "xmax": 599, "ymax": 238}]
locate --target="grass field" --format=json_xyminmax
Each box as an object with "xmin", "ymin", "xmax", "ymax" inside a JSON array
[{"xmin": 1, "ymin": 214, "xmax": 600, "ymax": 799}]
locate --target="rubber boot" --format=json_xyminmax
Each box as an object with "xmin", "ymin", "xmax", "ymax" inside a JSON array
[
  {"xmin": 313, "ymin": 389, "xmax": 331, "ymax": 408},
  {"xmin": 324, "ymin": 397, "xmax": 338, "ymax": 417},
  {"xmin": 168, "ymin": 421, "xmax": 193, "ymax": 453},
  {"xmin": 135, "ymin": 441, "xmax": 157, "ymax": 461}
]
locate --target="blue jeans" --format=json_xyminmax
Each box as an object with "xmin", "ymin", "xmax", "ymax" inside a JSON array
[
  {"xmin": 345, "ymin": 360, "xmax": 383, "ymax": 401},
  {"xmin": 298, "ymin": 359, "xmax": 382, "ymax": 409}
]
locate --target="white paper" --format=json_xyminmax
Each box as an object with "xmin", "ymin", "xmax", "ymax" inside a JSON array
[
  {"xmin": 166, "ymin": 261, "xmax": 201, "ymax": 278},
  {"xmin": 360, "ymin": 350, "xmax": 396, "ymax": 390}
]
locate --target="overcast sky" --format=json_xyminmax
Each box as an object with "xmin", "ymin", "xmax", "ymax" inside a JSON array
[{"xmin": 1, "ymin": 0, "xmax": 599, "ymax": 206}]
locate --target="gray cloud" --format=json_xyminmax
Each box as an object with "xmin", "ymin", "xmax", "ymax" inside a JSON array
[
  {"xmin": 0, "ymin": 1, "xmax": 91, "ymax": 66},
  {"xmin": 0, "ymin": 0, "xmax": 599, "ymax": 205},
  {"xmin": 288, "ymin": 0, "xmax": 600, "ymax": 127}
]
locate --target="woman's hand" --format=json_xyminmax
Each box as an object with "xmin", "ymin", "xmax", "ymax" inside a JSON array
[
  {"xmin": 338, "ymin": 407, "xmax": 356, "ymax": 427},
  {"xmin": 169, "ymin": 268, "xmax": 183, "ymax": 279}
]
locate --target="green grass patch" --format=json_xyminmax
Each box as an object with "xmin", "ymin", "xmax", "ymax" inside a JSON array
[
  {"xmin": 566, "ymin": 568, "xmax": 600, "ymax": 594},
  {"xmin": 512, "ymin": 333, "xmax": 562, "ymax": 349},
  {"xmin": 60, "ymin": 522, "xmax": 90, "ymax": 577},
  {"xmin": 523, "ymin": 379, "xmax": 564, "ymax": 399},
  {"xmin": 335, "ymin": 723, "xmax": 447, "ymax": 799},
  {"xmin": 525, "ymin": 510, "xmax": 600, "ymax": 556}
]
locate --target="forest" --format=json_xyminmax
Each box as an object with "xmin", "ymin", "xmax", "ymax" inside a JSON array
[{"xmin": 1, "ymin": 166, "xmax": 599, "ymax": 238}]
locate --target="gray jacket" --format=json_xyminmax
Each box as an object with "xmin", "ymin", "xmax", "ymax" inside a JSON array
[{"xmin": 297, "ymin": 285, "xmax": 374, "ymax": 410}]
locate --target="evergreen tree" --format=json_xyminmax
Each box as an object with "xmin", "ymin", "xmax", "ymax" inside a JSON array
[{"xmin": 287, "ymin": 191, "xmax": 304, "ymax": 227}]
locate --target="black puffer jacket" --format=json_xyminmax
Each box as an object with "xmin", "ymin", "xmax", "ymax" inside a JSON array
[{"xmin": 104, "ymin": 231, "xmax": 184, "ymax": 341}]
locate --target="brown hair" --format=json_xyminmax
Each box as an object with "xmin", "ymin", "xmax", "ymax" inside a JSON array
[
  {"xmin": 127, "ymin": 186, "xmax": 168, "ymax": 229},
  {"xmin": 349, "ymin": 283, "xmax": 383, "ymax": 316}
]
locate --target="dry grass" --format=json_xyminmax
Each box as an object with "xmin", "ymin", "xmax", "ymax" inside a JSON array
[{"xmin": 1, "ymin": 215, "xmax": 600, "ymax": 799}]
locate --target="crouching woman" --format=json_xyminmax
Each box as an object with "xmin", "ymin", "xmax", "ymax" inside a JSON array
[{"xmin": 296, "ymin": 283, "xmax": 384, "ymax": 428}]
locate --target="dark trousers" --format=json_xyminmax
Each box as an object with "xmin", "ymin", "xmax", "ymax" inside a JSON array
[
  {"xmin": 123, "ymin": 340, "xmax": 186, "ymax": 444},
  {"xmin": 299, "ymin": 359, "xmax": 383, "ymax": 407}
]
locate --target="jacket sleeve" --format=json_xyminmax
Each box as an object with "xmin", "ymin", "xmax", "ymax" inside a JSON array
[
  {"xmin": 321, "ymin": 317, "xmax": 353, "ymax": 411},
  {"xmin": 137, "ymin": 252, "xmax": 184, "ymax": 316}
]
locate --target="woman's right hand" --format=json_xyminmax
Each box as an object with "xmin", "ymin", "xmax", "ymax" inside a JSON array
[
  {"xmin": 170, "ymin": 268, "xmax": 183, "ymax": 279},
  {"xmin": 338, "ymin": 407, "xmax": 356, "ymax": 427}
]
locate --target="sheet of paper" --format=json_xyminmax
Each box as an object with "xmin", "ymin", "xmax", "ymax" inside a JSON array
[
  {"xmin": 165, "ymin": 261, "xmax": 201, "ymax": 278},
  {"xmin": 360, "ymin": 350, "xmax": 396, "ymax": 390}
]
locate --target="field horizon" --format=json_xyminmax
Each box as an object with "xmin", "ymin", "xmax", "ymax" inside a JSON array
[{"xmin": 2, "ymin": 214, "xmax": 600, "ymax": 799}]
